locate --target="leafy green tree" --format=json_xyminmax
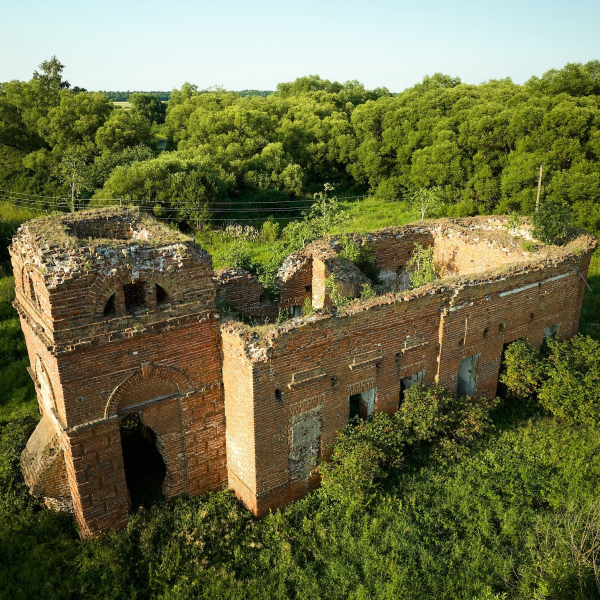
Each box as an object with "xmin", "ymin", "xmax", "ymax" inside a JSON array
[
  {"xmin": 410, "ymin": 187, "xmax": 444, "ymax": 220},
  {"xmin": 129, "ymin": 93, "xmax": 166, "ymax": 125},
  {"xmin": 399, "ymin": 383, "xmax": 499, "ymax": 460},
  {"xmin": 500, "ymin": 338, "xmax": 545, "ymax": 398},
  {"xmin": 95, "ymin": 111, "xmax": 153, "ymax": 153},
  {"xmin": 96, "ymin": 154, "xmax": 228, "ymax": 225},
  {"xmin": 502, "ymin": 335, "xmax": 600, "ymax": 426},
  {"xmin": 39, "ymin": 91, "xmax": 113, "ymax": 154},
  {"xmin": 58, "ymin": 150, "xmax": 90, "ymax": 210},
  {"xmin": 538, "ymin": 336, "xmax": 600, "ymax": 426},
  {"xmin": 87, "ymin": 145, "xmax": 156, "ymax": 190},
  {"xmin": 319, "ymin": 411, "xmax": 404, "ymax": 503}
]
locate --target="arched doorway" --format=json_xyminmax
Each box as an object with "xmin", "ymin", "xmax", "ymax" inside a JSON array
[{"xmin": 119, "ymin": 413, "xmax": 166, "ymax": 509}]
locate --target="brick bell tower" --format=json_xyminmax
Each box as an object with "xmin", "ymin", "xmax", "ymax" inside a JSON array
[{"xmin": 11, "ymin": 208, "xmax": 227, "ymax": 537}]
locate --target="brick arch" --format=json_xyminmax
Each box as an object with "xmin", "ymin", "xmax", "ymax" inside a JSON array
[
  {"xmin": 90, "ymin": 271, "xmax": 183, "ymax": 319},
  {"xmin": 105, "ymin": 363, "xmax": 194, "ymax": 418}
]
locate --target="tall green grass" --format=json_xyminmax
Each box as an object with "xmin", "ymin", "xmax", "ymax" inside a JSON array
[
  {"xmin": 0, "ymin": 203, "xmax": 42, "ymax": 423},
  {"xmin": 579, "ymin": 250, "xmax": 600, "ymax": 339}
]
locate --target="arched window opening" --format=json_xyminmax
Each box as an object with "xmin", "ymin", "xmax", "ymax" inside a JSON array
[
  {"xmin": 103, "ymin": 293, "xmax": 117, "ymax": 317},
  {"xmin": 123, "ymin": 281, "xmax": 146, "ymax": 315},
  {"xmin": 156, "ymin": 284, "xmax": 170, "ymax": 308},
  {"xmin": 119, "ymin": 413, "xmax": 166, "ymax": 509},
  {"xmin": 28, "ymin": 275, "xmax": 40, "ymax": 308}
]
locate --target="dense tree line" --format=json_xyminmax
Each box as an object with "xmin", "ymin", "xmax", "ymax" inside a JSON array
[
  {"xmin": 2, "ymin": 57, "xmax": 600, "ymax": 229},
  {"xmin": 99, "ymin": 91, "xmax": 171, "ymax": 102}
]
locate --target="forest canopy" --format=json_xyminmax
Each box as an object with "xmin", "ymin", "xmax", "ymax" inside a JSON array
[{"xmin": 2, "ymin": 57, "xmax": 600, "ymax": 232}]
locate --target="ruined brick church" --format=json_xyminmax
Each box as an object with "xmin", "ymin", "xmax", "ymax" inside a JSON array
[{"xmin": 11, "ymin": 208, "xmax": 595, "ymax": 537}]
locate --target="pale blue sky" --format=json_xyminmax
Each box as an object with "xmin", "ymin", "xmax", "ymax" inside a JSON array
[{"xmin": 1, "ymin": 0, "xmax": 599, "ymax": 92}]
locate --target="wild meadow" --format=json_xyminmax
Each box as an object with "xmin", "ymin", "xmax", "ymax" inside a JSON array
[{"xmin": 1, "ymin": 200, "xmax": 600, "ymax": 599}]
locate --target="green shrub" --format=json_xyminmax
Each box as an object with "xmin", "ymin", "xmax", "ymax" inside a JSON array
[
  {"xmin": 324, "ymin": 276, "xmax": 352, "ymax": 309},
  {"xmin": 406, "ymin": 243, "xmax": 439, "ymax": 289},
  {"xmin": 214, "ymin": 240, "xmax": 256, "ymax": 273},
  {"xmin": 338, "ymin": 233, "xmax": 361, "ymax": 263},
  {"xmin": 500, "ymin": 338, "xmax": 545, "ymax": 399},
  {"xmin": 320, "ymin": 383, "xmax": 498, "ymax": 502},
  {"xmin": 521, "ymin": 240, "xmax": 537, "ymax": 252},
  {"xmin": 360, "ymin": 283, "xmax": 376, "ymax": 300},
  {"xmin": 319, "ymin": 412, "xmax": 404, "ymax": 503},
  {"xmin": 501, "ymin": 335, "xmax": 600, "ymax": 426},
  {"xmin": 539, "ymin": 335, "xmax": 600, "ymax": 425},
  {"xmin": 399, "ymin": 383, "xmax": 499, "ymax": 461},
  {"xmin": 260, "ymin": 220, "xmax": 280, "ymax": 243},
  {"xmin": 533, "ymin": 200, "xmax": 572, "ymax": 245}
]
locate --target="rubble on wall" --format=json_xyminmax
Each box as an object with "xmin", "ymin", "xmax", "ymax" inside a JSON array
[{"xmin": 223, "ymin": 219, "xmax": 596, "ymax": 363}]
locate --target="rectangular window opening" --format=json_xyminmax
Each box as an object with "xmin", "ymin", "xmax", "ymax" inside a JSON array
[
  {"xmin": 544, "ymin": 323, "xmax": 561, "ymax": 338},
  {"xmin": 399, "ymin": 369, "xmax": 424, "ymax": 406},
  {"xmin": 457, "ymin": 353, "xmax": 480, "ymax": 397},
  {"xmin": 349, "ymin": 388, "xmax": 376, "ymax": 421}
]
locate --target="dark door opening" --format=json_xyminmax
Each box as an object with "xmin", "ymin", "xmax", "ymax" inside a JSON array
[
  {"xmin": 119, "ymin": 413, "xmax": 166, "ymax": 510},
  {"xmin": 496, "ymin": 342, "xmax": 512, "ymax": 398},
  {"xmin": 349, "ymin": 393, "xmax": 362, "ymax": 420},
  {"xmin": 349, "ymin": 388, "xmax": 376, "ymax": 421}
]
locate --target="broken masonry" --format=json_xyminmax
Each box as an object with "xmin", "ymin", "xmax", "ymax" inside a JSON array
[{"xmin": 11, "ymin": 208, "xmax": 595, "ymax": 536}]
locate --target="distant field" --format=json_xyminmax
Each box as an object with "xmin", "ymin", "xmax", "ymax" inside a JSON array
[{"xmin": 112, "ymin": 101, "xmax": 132, "ymax": 109}]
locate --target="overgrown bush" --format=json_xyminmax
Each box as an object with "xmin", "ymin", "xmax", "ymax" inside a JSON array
[
  {"xmin": 214, "ymin": 240, "xmax": 257, "ymax": 273},
  {"xmin": 533, "ymin": 200, "xmax": 573, "ymax": 245},
  {"xmin": 406, "ymin": 243, "xmax": 439, "ymax": 289},
  {"xmin": 324, "ymin": 276, "xmax": 352, "ymax": 309},
  {"xmin": 501, "ymin": 335, "xmax": 600, "ymax": 425},
  {"xmin": 338, "ymin": 233, "xmax": 379, "ymax": 281},
  {"xmin": 320, "ymin": 383, "xmax": 498, "ymax": 502},
  {"xmin": 399, "ymin": 383, "xmax": 499, "ymax": 461},
  {"xmin": 319, "ymin": 412, "xmax": 404, "ymax": 503}
]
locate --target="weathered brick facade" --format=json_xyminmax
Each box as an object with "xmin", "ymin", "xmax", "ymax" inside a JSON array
[
  {"xmin": 11, "ymin": 209, "xmax": 595, "ymax": 534},
  {"xmin": 12, "ymin": 209, "xmax": 226, "ymax": 536}
]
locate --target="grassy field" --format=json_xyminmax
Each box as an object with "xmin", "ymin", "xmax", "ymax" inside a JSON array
[
  {"xmin": 0, "ymin": 203, "xmax": 43, "ymax": 424},
  {"xmin": 334, "ymin": 197, "xmax": 420, "ymax": 233},
  {"xmin": 579, "ymin": 250, "xmax": 600, "ymax": 338},
  {"xmin": 1, "ymin": 201, "xmax": 600, "ymax": 598}
]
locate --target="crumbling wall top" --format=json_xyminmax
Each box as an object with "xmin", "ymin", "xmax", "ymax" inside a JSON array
[
  {"xmin": 223, "ymin": 219, "xmax": 596, "ymax": 362},
  {"xmin": 10, "ymin": 207, "xmax": 211, "ymax": 288}
]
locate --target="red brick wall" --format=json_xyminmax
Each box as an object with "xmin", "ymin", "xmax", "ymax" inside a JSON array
[
  {"xmin": 225, "ymin": 247, "xmax": 594, "ymax": 517},
  {"xmin": 434, "ymin": 233, "xmax": 531, "ymax": 276},
  {"xmin": 370, "ymin": 231, "xmax": 434, "ymax": 273},
  {"xmin": 11, "ymin": 223, "xmax": 227, "ymax": 537},
  {"xmin": 279, "ymin": 258, "xmax": 313, "ymax": 309},
  {"xmin": 221, "ymin": 331, "xmax": 258, "ymax": 510},
  {"xmin": 214, "ymin": 268, "xmax": 264, "ymax": 311},
  {"xmin": 225, "ymin": 293, "xmax": 442, "ymax": 515},
  {"xmin": 11, "ymin": 210, "xmax": 596, "ymax": 533}
]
